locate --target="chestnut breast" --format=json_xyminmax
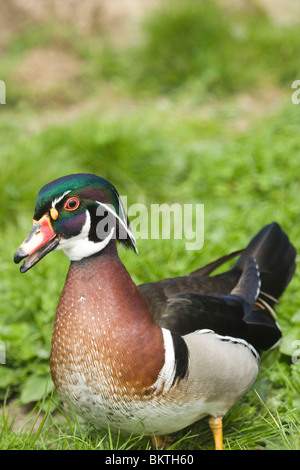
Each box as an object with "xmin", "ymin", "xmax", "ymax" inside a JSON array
[{"xmin": 50, "ymin": 254, "xmax": 165, "ymax": 398}]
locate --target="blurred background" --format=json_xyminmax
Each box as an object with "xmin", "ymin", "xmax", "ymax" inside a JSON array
[{"xmin": 0, "ymin": 0, "xmax": 300, "ymax": 449}]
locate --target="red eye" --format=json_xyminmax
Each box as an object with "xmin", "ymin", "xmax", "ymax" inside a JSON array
[{"xmin": 64, "ymin": 197, "xmax": 80, "ymax": 211}]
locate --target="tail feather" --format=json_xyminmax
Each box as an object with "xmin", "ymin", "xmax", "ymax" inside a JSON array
[
  {"xmin": 231, "ymin": 222, "xmax": 296, "ymax": 351},
  {"xmin": 231, "ymin": 257, "xmax": 261, "ymax": 304},
  {"xmin": 232, "ymin": 222, "xmax": 296, "ymax": 306},
  {"xmin": 189, "ymin": 249, "xmax": 245, "ymax": 277}
]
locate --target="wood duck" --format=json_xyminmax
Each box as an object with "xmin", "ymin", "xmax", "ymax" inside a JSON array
[{"xmin": 14, "ymin": 173, "xmax": 296, "ymax": 450}]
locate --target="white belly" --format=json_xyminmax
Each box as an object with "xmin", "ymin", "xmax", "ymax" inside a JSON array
[{"xmin": 57, "ymin": 331, "xmax": 259, "ymax": 436}]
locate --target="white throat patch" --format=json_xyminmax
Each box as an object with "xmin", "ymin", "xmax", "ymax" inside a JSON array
[{"xmin": 57, "ymin": 210, "xmax": 115, "ymax": 261}]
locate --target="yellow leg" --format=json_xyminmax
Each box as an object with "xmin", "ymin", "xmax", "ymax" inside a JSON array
[{"xmin": 209, "ymin": 417, "xmax": 223, "ymax": 450}]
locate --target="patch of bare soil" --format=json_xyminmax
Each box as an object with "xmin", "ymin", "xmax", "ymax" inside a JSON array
[
  {"xmin": 1, "ymin": 0, "xmax": 300, "ymax": 53},
  {"xmin": 17, "ymin": 48, "xmax": 81, "ymax": 90},
  {"xmin": 0, "ymin": 0, "xmax": 161, "ymax": 48},
  {"xmin": 1, "ymin": 399, "xmax": 46, "ymax": 434},
  {"xmin": 231, "ymin": 87, "xmax": 286, "ymax": 132}
]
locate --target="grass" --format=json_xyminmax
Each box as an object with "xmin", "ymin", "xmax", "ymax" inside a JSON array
[
  {"xmin": 1, "ymin": 377, "xmax": 299, "ymax": 450},
  {"xmin": 0, "ymin": 0, "xmax": 300, "ymax": 450},
  {"xmin": 103, "ymin": 0, "xmax": 300, "ymax": 97}
]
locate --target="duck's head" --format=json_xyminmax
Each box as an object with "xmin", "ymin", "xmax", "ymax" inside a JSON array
[{"xmin": 14, "ymin": 173, "xmax": 137, "ymax": 273}]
